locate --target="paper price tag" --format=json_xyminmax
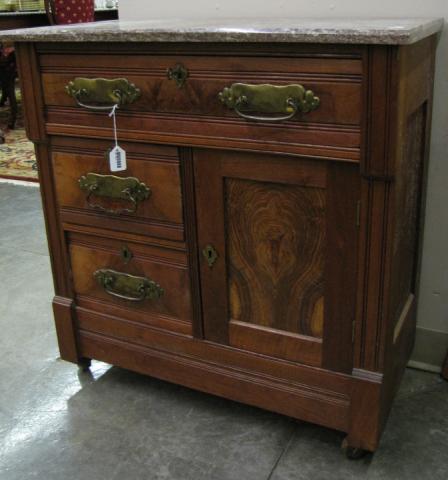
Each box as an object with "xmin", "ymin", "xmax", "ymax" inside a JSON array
[
  {"xmin": 107, "ymin": 104, "xmax": 127, "ymax": 172},
  {"xmin": 109, "ymin": 146, "xmax": 127, "ymax": 172}
]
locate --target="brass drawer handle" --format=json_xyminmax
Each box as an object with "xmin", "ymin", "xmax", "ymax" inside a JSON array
[
  {"xmin": 79, "ymin": 173, "xmax": 151, "ymax": 215},
  {"xmin": 94, "ymin": 269, "xmax": 164, "ymax": 302},
  {"xmin": 66, "ymin": 77, "xmax": 141, "ymax": 110},
  {"xmin": 219, "ymin": 83, "xmax": 320, "ymax": 122}
]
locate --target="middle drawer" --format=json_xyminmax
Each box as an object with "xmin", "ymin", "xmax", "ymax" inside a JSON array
[{"xmin": 52, "ymin": 137, "xmax": 184, "ymax": 241}]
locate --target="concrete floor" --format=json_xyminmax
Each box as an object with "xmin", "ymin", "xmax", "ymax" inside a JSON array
[{"xmin": 0, "ymin": 182, "xmax": 447, "ymax": 480}]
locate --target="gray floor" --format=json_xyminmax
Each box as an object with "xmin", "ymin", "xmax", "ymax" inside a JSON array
[{"xmin": 0, "ymin": 182, "xmax": 447, "ymax": 480}]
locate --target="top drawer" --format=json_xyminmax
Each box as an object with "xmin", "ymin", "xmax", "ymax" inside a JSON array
[{"xmin": 39, "ymin": 51, "xmax": 363, "ymax": 161}]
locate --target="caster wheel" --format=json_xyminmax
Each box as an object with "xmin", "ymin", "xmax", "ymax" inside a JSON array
[
  {"xmin": 78, "ymin": 358, "xmax": 91, "ymax": 372},
  {"xmin": 341, "ymin": 438, "xmax": 369, "ymax": 460},
  {"xmin": 345, "ymin": 446, "xmax": 368, "ymax": 460}
]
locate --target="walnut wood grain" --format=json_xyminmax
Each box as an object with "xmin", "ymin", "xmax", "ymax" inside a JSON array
[{"xmin": 226, "ymin": 177, "xmax": 325, "ymax": 337}]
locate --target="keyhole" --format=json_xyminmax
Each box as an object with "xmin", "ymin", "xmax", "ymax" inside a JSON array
[
  {"xmin": 203, "ymin": 244, "xmax": 218, "ymax": 268},
  {"xmin": 120, "ymin": 245, "xmax": 133, "ymax": 264}
]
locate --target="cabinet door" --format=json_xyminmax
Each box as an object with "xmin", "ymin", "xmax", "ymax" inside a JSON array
[{"xmin": 194, "ymin": 149, "xmax": 360, "ymax": 373}]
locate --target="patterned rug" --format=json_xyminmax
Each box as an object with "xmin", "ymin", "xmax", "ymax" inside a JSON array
[{"xmin": 0, "ymin": 91, "xmax": 38, "ymax": 183}]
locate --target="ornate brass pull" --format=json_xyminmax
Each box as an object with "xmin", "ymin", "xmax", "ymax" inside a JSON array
[
  {"xmin": 203, "ymin": 244, "xmax": 218, "ymax": 268},
  {"xmin": 79, "ymin": 173, "xmax": 151, "ymax": 215},
  {"xmin": 219, "ymin": 83, "xmax": 320, "ymax": 122},
  {"xmin": 66, "ymin": 78, "xmax": 141, "ymax": 110},
  {"xmin": 94, "ymin": 269, "xmax": 164, "ymax": 302}
]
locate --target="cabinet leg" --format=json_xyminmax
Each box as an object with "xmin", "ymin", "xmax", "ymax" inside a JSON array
[
  {"xmin": 341, "ymin": 437, "xmax": 369, "ymax": 460},
  {"xmin": 78, "ymin": 358, "xmax": 91, "ymax": 372},
  {"xmin": 441, "ymin": 350, "xmax": 448, "ymax": 381}
]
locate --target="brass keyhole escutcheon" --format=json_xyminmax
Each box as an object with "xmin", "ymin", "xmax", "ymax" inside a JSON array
[
  {"xmin": 202, "ymin": 244, "xmax": 218, "ymax": 268},
  {"xmin": 120, "ymin": 245, "xmax": 133, "ymax": 264},
  {"xmin": 167, "ymin": 64, "xmax": 189, "ymax": 88}
]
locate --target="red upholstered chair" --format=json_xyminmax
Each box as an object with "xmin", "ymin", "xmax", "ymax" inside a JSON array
[{"xmin": 44, "ymin": 0, "xmax": 95, "ymax": 25}]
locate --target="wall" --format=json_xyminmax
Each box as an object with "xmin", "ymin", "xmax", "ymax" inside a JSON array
[{"xmin": 120, "ymin": 1, "xmax": 448, "ymax": 370}]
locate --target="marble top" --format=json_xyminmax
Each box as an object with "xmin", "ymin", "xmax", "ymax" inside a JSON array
[{"xmin": 0, "ymin": 17, "xmax": 443, "ymax": 44}]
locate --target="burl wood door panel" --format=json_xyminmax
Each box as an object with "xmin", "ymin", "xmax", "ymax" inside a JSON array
[
  {"xmin": 227, "ymin": 178, "xmax": 325, "ymax": 336},
  {"xmin": 195, "ymin": 149, "xmax": 359, "ymax": 371},
  {"xmin": 51, "ymin": 137, "xmax": 184, "ymax": 241},
  {"xmin": 68, "ymin": 232, "xmax": 192, "ymax": 335}
]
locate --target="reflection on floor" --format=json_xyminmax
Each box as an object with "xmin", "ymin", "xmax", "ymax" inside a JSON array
[
  {"xmin": 0, "ymin": 94, "xmax": 38, "ymax": 182},
  {"xmin": 0, "ymin": 183, "xmax": 447, "ymax": 480}
]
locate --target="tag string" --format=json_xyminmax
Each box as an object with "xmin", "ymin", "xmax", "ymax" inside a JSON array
[{"xmin": 109, "ymin": 104, "xmax": 119, "ymax": 148}]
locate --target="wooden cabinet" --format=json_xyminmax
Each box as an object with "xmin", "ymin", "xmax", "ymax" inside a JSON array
[{"xmin": 14, "ymin": 36, "xmax": 438, "ymax": 455}]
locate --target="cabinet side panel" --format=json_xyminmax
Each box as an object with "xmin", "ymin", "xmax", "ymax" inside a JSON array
[
  {"xmin": 380, "ymin": 37, "xmax": 437, "ymax": 436},
  {"xmin": 389, "ymin": 105, "xmax": 426, "ymax": 335}
]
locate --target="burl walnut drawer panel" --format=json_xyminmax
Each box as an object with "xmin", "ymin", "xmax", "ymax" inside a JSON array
[
  {"xmin": 68, "ymin": 231, "xmax": 192, "ymax": 335},
  {"xmin": 39, "ymin": 51, "xmax": 363, "ymax": 161},
  {"xmin": 51, "ymin": 137, "xmax": 184, "ymax": 241}
]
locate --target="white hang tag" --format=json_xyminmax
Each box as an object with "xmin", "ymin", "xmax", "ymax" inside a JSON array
[
  {"xmin": 108, "ymin": 104, "xmax": 127, "ymax": 172},
  {"xmin": 109, "ymin": 146, "xmax": 127, "ymax": 172}
]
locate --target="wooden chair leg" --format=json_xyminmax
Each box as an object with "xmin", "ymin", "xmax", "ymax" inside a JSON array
[
  {"xmin": 6, "ymin": 75, "xmax": 17, "ymax": 129},
  {"xmin": 0, "ymin": 77, "xmax": 7, "ymax": 107}
]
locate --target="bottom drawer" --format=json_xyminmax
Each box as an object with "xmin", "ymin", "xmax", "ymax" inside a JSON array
[{"xmin": 68, "ymin": 231, "xmax": 192, "ymax": 334}]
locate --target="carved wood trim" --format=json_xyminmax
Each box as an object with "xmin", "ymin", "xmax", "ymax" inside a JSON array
[
  {"xmin": 179, "ymin": 147, "xmax": 204, "ymax": 339},
  {"xmin": 78, "ymin": 329, "xmax": 351, "ymax": 431},
  {"xmin": 361, "ymin": 45, "xmax": 399, "ymax": 178},
  {"xmin": 15, "ymin": 43, "xmax": 47, "ymax": 142},
  {"xmin": 45, "ymin": 122, "xmax": 361, "ymax": 162},
  {"xmin": 36, "ymin": 42, "xmax": 365, "ymax": 58}
]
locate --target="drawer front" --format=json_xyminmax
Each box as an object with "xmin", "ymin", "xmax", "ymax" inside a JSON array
[
  {"xmin": 68, "ymin": 231, "xmax": 192, "ymax": 334},
  {"xmin": 40, "ymin": 51, "xmax": 363, "ymax": 161},
  {"xmin": 52, "ymin": 138, "xmax": 184, "ymax": 241}
]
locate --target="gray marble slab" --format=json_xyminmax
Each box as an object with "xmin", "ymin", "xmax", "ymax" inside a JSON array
[{"xmin": 0, "ymin": 17, "xmax": 444, "ymax": 45}]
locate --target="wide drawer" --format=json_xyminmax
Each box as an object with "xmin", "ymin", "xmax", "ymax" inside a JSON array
[
  {"xmin": 52, "ymin": 137, "xmax": 184, "ymax": 241},
  {"xmin": 40, "ymin": 49, "xmax": 363, "ymax": 161},
  {"xmin": 68, "ymin": 231, "xmax": 192, "ymax": 335}
]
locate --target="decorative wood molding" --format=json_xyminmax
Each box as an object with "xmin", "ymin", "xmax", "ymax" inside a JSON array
[{"xmin": 179, "ymin": 148, "xmax": 204, "ymax": 339}]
